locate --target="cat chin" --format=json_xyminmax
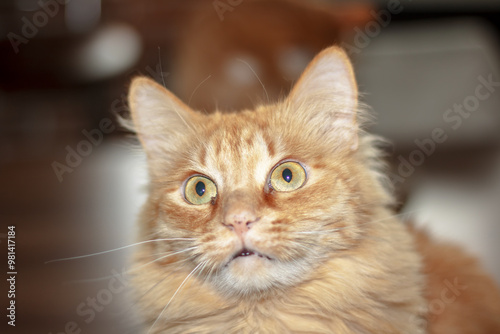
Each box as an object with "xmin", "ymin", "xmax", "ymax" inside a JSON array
[{"xmin": 211, "ymin": 256, "xmax": 311, "ymax": 297}]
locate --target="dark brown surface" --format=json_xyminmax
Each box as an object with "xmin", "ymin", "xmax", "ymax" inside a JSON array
[{"xmin": 0, "ymin": 90, "xmax": 133, "ymax": 333}]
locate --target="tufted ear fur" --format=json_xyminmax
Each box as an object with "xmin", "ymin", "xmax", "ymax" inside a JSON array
[
  {"xmin": 286, "ymin": 47, "xmax": 359, "ymax": 150},
  {"xmin": 127, "ymin": 77, "xmax": 200, "ymax": 175}
]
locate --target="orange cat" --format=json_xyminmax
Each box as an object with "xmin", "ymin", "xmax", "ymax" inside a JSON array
[{"xmin": 125, "ymin": 47, "xmax": 500, "ymax": 333}]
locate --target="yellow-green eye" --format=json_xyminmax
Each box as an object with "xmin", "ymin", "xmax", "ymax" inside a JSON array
[
  {"xmin": 269, "ymin": 161, "xmax": 307, "ymax": 192},
  {"xmin": 184, "ymin": 176, "xmax": 217, "ymax": 205}
]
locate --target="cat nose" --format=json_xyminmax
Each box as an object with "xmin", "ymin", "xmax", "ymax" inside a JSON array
[
  {"xmin": 222, "ymin": 190, "xmax": 258, "ymax": 237},
  {"xmin": 223, "ymin": 209, "xmax": 258, "ymax": 237}
]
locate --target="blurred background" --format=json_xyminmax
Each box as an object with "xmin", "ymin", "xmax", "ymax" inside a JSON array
[{"xmin": 1, "ymin": 0, "xmax": 500, "ymax": 332}]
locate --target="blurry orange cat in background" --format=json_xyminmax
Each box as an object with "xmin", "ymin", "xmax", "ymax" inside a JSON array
[{"xmin": 126, "ymin": 47, "xmax": 500, "ymax": 333}]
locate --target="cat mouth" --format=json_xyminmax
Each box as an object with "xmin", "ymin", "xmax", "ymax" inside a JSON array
[{"xmin": 231, "ymin": 248, "xmax": 272, "ymax": 261}]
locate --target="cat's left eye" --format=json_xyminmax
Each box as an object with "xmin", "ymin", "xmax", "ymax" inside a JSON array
[
  {"xmin": 184, "ymin": 176, "xmax": 217, "ymax": 205},
  {"xmin": 269, "ymin": 161, "xmax": 307, "ymax": 192}
]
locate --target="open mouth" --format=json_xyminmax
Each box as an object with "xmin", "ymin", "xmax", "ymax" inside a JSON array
[{"xmin": 232, "ymin": 248, "xmax": 272, "ymax": 261}]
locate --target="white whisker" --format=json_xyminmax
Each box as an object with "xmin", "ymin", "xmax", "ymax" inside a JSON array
[
  {"xmin": 293, "ymin": 231, "xmax": 329, "ymax": 235},
  {"xmin": 236, "ymin": 58, "xmax": 269, "ymax": 103},
  {"xmin": 128, "ymin": 247, "xmax": 196, "ymax": 274},
  {"xmin": 45, "ymin": 238, "xmax": 195, "ymax": 264},
  {"xmin": 66, "ymin": 247, "xmax": 196, "ymax": 284},
  {"xmin": 122, "ymin": 262, "xmax": 190, "ymax": 316},
  {"xmin": 292, "ymin": 209, "xmax": 424, "ymax": 235},
  {"xmin": 206, "ymin": 262, "xmax": 218, "ymax": 284},
  {"xmin": 188, "ymin": 74, "xmax": 212, "ymax": 108},
  {"xmin": 331, "ymin": 209, "xmax": 423, "ymax": 233},
  {"xmin": 157, "ymin": 46, "xmax": 167, "ymax": 88},
  {"xmin": 147, "ymin": 261, "xmax": 205, "ymax": 334}
]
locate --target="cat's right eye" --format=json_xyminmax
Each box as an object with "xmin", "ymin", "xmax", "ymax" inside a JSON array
[{"xmin": 184, "ymin": 175, "xmax": 217, "ymax": 205}]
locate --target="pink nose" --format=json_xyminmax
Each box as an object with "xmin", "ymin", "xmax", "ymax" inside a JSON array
[
  {"xmin": 223, "ymin": 190, "xmax": 259, "ymax": 237},
  {"xmin": 224, "ymin": 209, "xmax": 257, "ymax": 237}
]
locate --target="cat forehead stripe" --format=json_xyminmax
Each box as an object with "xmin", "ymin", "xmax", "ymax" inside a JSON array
[{"xmin": 204, "ymin": 129, "xmax": 276, "ymax": 189}]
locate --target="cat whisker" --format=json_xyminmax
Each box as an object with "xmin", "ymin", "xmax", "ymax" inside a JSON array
[
  {"xmin": 121, "ymin": 262, "xmax": 190, "ymax": 316},
  {"xmin": 204, "ymin": 262, "xmax": 215, "ymax": 279},
  {"xmin": 290, "ymin": 240, "xmax": 317, "ymax": 254},
  {"xmin": 236, "ymin": 58, "xmax": 269, "ymax": 103},
  {"xmin": 157, "ymin": 46, "xmax": 167, "ymax": 88},
  {"xmin": 293, "ymin": 209, "xmax": 424, "ymax": 235},
  {"xmin": 149, "ymin": 250, "xmax": 191, "ymax": 257},
  {"xmin": 65, "ymin": 247, "xmax": 196, "ymax": 284},
  {"xmin": 45, "ymin": 238, "xmax": 196, "ymax": 264},
  {"xmin": 147, "ymin": 261, "xmax": 206, "ymax": 334},
  {"xmin": 188, "ymin": 74, "xmax": 212, "ymax": 109},
  {"xmin": 128, "ymin": 247, "xmax": 197, "ymax": 273},
  {"xmin": 195, "ymin": 261, "xmax": 210, "ymax": 285},
  {"xmin": 204, "ymin": 262, "xmax": 217, "ymax": 284},
  {"xmin": 330, "ymin": 209, "xmax": 424, "ymax": 233},
  {"xmin": 292, "ymin": 231, "xmax": 330, "ymax": 235}
]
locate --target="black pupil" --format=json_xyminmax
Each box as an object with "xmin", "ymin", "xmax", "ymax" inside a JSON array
[
  {"xmin": 282, "ymin": 168, "xmax": 293, "ymax": 183},
  {"xmin": 195, "ymin": 181, "xmax": 206, "ymax": 197}
]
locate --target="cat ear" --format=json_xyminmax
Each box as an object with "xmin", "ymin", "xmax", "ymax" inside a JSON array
[
  {"xmin": 128, "ymin": 76, "xmax": 196, "ymax": 169},
  {"xmin": 286, "ymin": 46, "xmax": 359, "ymax": 150}
]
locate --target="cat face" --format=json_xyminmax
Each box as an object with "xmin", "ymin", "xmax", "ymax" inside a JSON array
[{"xmin": 128, "ymin": 47, "xmax": 386, "ymax": 297}]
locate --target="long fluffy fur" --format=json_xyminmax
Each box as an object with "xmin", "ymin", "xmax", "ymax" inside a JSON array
[{"xmin": 125, "ymin": 47, "xmax": 500, "ymax": 334}]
